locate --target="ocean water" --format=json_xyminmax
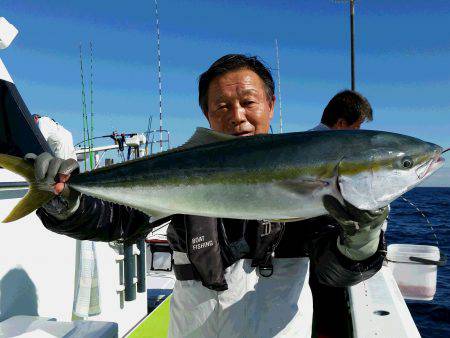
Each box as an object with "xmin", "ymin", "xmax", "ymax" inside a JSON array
[{"xmin": 387, "ymin": 187, "xmax": 450, "ymax": 338}]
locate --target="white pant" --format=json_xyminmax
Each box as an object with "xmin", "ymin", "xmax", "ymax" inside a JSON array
[{"xmin": 168, "ymin": 258, "xmax": 313, "ymax": 338}]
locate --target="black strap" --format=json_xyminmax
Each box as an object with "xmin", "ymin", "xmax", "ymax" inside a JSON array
[
  {"xmin": 258, "ymin": 252, "xmax": 275, "ymax": 277},
  {"xmin": 174, "ymin": 220, "xmax": 286, "ymax": 283},
  {"xmin": 251, "ymin": 221, "xmax": 285, "ymax": 278}
]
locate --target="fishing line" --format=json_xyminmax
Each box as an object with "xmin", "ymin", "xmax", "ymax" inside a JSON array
[
  {"xmin": 351, "ymin": 257, "xmax": 369, "ymax": 304},
  {"xmin": 400, "ymin": 196, "xmax": 440, "ymax": 248},
  {"xmin": 442, "ymin": 148, "xmax": 450, "ymax": 154},
  {"xmin": 356, "ymin": 256, "xmax": 369, "ymax": 302}
]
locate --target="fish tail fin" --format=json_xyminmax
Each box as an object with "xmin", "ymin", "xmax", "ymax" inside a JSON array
[{"xmin": 0, "ymin": 154, "xmax": 54, "ymax": 223}]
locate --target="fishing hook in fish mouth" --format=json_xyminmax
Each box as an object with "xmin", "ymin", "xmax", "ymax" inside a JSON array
[{"xmin": 417, "ymin": 148, "xmax": 447, "ymax": 179}]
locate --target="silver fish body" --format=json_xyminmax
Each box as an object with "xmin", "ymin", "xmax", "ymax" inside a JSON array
[{"xmin": 68, "ymin": 128, "xmax": 444, "ymax": 221}]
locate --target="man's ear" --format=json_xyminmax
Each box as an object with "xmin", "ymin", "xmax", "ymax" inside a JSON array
[
  {"xmin": 204, "ymin": 110, "xmax": 212, "ymax": 127},
  {"xmin": 269, "ymin": 95, "xmax": 276, "ymax": 119}
]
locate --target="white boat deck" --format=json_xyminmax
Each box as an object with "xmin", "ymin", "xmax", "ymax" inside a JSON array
[{"xmin": 349, "ymin": 265, "xmax": 421, "ymax": 338}]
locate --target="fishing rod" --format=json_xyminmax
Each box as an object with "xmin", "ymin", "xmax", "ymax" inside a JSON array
[
  {"xmin": 79, "ymin": 43, "xmax": 89, "ymax": 170},
  {"xmin": 154, "ymin": 0, "xmax": 164, "ymax": 152},
  {"xmin": 275, "ymin": 39, "xmax": 283, "ymax": 134},
  {"xmin": 74, "ymin": 132, "xmax": 144, "ymax": 148},
  {"xmin": 74, "ymin": 134, "xmax": 117, "ymax": 148}
]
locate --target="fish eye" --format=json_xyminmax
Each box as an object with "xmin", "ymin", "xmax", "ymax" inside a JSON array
[{"xmin": 401, "ymin": 156, "xmax": 414, "ymax": 169}]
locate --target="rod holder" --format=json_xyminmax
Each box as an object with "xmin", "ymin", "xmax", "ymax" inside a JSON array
[{"xmin": 137, "ymin": 239, "xmax": 146, "ymax": 293}]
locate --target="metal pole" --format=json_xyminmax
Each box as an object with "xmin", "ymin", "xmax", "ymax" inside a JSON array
[
  {"xmin": 145, "ymin": 116, "xmax": 153, "ymax": 156},
  {"xmin": 154, "ymin": 0, "xmax": 163, "ymax": 152},
  {"xmin": 275, "ymin": 39, "xmax": 283, "ymax": 134},
  {"xmin": 350, "ymin": 0, "xmax": 355, "ymax": 90}
]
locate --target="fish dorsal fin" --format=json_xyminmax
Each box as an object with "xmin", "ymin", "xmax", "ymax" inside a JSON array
[{"xmin": 180, "ymin": 127, "xmax": 236, "ymax": 149}]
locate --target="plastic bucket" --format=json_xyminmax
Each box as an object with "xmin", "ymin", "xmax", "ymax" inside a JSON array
[{"xmin": 387, "ymin": 244, "xmax": 443, "ymax": 301}]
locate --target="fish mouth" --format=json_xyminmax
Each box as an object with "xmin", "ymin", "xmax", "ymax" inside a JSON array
[{"xmin": 416, "ymin": 152, "xmax": 445, "ymax": 180}]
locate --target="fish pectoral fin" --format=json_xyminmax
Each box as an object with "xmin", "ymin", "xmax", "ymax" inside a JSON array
[
  {"xmin": 180, "ymin": 127, "xmax": 236, "ymax": 149},
  {"xmin": 278, "ymin": 179, "xmax": 330, "ymax": 195},
  {"xmin": 132, "ymin": 206, "xmax": 171, "ymax": 221}
]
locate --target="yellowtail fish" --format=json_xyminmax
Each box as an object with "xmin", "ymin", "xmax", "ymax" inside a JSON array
[{"xmin": 0, "ymin": 128, "xmax": 445, "ymax": 223}]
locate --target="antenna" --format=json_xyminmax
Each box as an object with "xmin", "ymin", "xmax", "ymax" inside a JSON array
[
  {"xmin": 89, "ymin": 41, "xmax": 95, "ymax": 169},
  {"xmin": 350, "ymin": 0, "xmax": 355, "ymax": 90},
  {"xmin": 333, "ymin": 0, "xmax": 356, "ymax": 90},
  {"xmin": 275, "ymin": 39, "xmax": 283, "ymax": 133},
  {"xmin": 154, "ymin": 0, "xmax": 164, "ymax": 152}
]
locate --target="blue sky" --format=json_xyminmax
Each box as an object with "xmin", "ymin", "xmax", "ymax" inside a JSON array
[{"xmin": 2, "ymin": 0, "xmax": 450, "ymax": 185}]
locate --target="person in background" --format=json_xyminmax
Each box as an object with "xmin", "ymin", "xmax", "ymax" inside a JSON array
[
  {"xmin": 30, "ymin": 55, "xmax": 388, "ymax": 337},
  {"xmin": 33, "ymin": 114, "xmax": 77, "ymax": 160},
  {"xmin": 305, "ymin": 90, "xmax": 384, "ymax": 336},
  {"xmin": 32, "ymin": 114, "xmax": 100, "ymax": 319},
  {"xmin": 311, "ymin": 89, "xmax": 372, "ymax": 131}
]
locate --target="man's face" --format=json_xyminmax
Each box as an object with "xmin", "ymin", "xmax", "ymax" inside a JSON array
[
  {"xmin": 205, "ymin": 68, "xmax": 275, "ymax": 136},
  {"xmin": 331, "ymin": 117, "xmax": 364, "ymax": 130}
]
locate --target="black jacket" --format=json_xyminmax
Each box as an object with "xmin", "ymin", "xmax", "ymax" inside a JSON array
[{"xmin": 37, "ymin": 195, "xmax": 386, "ymax": 289}]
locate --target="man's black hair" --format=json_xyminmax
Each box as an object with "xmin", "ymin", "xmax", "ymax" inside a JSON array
[
  {"xmin": 321, "ymin": 90, "xmax": 373, "ymax": 127},
  {"xmin": 198, "ymin": 54, "xmax": 275, "ymax": 114}
]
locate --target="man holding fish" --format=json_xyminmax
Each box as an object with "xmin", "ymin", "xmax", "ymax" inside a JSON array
[{"xmin": 1, "ymin": 54, "xmax": 444, "ymax": 337}]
